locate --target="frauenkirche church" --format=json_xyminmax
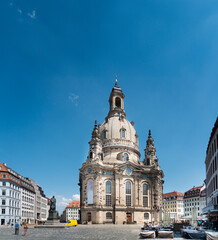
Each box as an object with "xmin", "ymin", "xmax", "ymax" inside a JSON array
[{"xmin": 79, "ymin": 80, "xmax": 164, "ymax": 224}]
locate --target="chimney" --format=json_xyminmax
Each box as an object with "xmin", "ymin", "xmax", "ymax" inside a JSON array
[{"xmin": 3, "ymin": 162, "xmax": 6, "ymax": 166}]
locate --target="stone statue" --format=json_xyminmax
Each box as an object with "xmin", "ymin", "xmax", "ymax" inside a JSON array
[
  {"xmin": 47, "ymin": 195, "xmax": 58, "ymax": 221},
  {"xmin": 49, "ymin": 196, "xmax": 56, "ymax": 213}
]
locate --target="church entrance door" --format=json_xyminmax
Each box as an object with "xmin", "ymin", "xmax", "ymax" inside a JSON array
[
  {"xmin": 87, "ymin": 212, "xmax": 91, "ymax": 222},
  {"xmin": 126, "ymin": 213, "xmax": 131, "ymax": 223}
]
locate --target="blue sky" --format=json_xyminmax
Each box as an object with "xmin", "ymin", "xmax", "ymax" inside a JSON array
[{"xmin": 0, "ymin": 0, "xmax": 218, "ymax": 213}]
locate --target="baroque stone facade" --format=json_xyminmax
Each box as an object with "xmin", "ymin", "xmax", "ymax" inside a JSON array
[{"xmin": 79, "ymin": 82, "xmax": 164, "ymax": 224}]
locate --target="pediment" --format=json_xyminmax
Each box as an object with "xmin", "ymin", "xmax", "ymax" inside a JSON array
[{"xmin": 115, "ymin": 161, "xmax": 142, "ymax": 171}]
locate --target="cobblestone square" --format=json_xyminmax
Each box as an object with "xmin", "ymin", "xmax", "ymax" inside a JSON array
[{"xmin": 0, "ymin": 225, "xmax": 184, "ymax": 240}]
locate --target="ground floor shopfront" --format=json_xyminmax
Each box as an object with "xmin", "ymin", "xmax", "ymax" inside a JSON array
[{"xmin": 0, "ymin": 215, "xmax": 20, "ymax": 225}]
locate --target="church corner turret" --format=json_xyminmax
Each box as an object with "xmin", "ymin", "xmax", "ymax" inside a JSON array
[
  {"xmin": 87, "ymin": 120, "xmax": 103, "ymax": 162},
  {"xmin": 144, "ymin": 130, "xmax": 157, "ymax": 166},
  {"xmin": 79, "ymin": 81, "xmax": 164, "ymax": 224}
]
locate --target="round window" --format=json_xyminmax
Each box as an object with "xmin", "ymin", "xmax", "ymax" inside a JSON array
[
  {"xmin": 126, "ymin": 168, "xmax": 132, "ymax": 176},
  {"xmin": 87, "ymin": 168, "xmax": 92, "ymax": 174}
]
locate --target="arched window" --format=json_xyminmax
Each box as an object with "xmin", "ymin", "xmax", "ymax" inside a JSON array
[
  {"xmin": 126, "ymin": 181, "xmax": 131, "ymax": 206},
  {"xmin": 115, "ymin": 97, "xmax": 121, "ymax": 108},
  {"xmin": 106, "ymin": 212, "xmax": 112, "ymax": 220},
  {"xmin": 144, "ymin": 213, "xmax": 149, "ymax": 219},
  {"xmin": 123, "ymin": 153, "xmax": 129, "ymax": 162},
  {"xmin": 105, "ymin": 181, "xmax": 111, "ymax": 206},
  {"xmin": 103, "ymin": 130, "xmax": 107, "ymax": 139},
  {"xmin": 121, "ymin": 129, "xmax": 126, "ymax": 138},
  {"xmin": 143, "ymin": 183, "xmax": 148, "ymax": 207},
  {"xmin": 89, "ymin": 152, "xmax": 93, "ymax": 159},
  {"xmin": 147, "ymin": 158, "xmax": 150, "ymax": 165},
  {"xmin": 87, "ymin": 180, "xmax": 94, "ymax": 205}
]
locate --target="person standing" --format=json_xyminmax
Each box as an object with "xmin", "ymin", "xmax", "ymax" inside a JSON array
[
  {"xmin": 23, "ymin": 222, "xmax": 28, "ymax": 236},
  {"xmin": 15, "ymin": 221, "xmax": 19, "ymax": 235}
]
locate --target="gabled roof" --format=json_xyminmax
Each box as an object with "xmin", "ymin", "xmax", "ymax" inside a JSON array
[
  {"xmin": 66, "ymin": 200, "xmax": 80, "ymax": 208},
  {"xmin": 0, "ymin": 163, "xmax": 9, "ymax": 172}
]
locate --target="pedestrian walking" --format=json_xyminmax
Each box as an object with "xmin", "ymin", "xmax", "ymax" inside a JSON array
[
  {"xmin": 15, "ymin": 221, "xmax": 19, "ymax": 235},
  {"xmin": 24, "ymin": 221, "xmax": 28, "ymax": 236}
]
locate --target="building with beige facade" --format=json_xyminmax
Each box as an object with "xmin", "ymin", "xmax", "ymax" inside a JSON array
[
  {"xmin": 162, "ymin": 191, "xmax": 184, "ymax": 221},
  {"xmin": 79, "ymin": 81, "xmax": 164, "ymax": 224}
]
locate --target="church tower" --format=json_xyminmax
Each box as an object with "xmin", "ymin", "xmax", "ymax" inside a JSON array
[
  {"xmin": 144, "ymin": 130, "xmax": 158, "ymax": 167},
  {"xmin": 79, "ymin": 80, "xmax": 164, "ymax": 224}
]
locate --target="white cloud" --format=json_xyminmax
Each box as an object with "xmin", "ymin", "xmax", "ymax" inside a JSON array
[
  {"xmin": 55, "ymin": 194, "xmax": 80, "ymax": 215},
  {"xmin": 28, "ymin": 10, "xmax": 36, "ymax": 19},
  {"xmin": 68, "ymin": 93, "xmax": 79, "ymax": 106},
  {"xmin": 72, "ymin": 194, "xmax": 80, "ymax": 200},
  {"xmin": 56, "ymin": 195, "xmax": 72, "ymax": 214},
  {"xmin": 17, "ymin": 9, "xmax": 22, "ymax": 14}
]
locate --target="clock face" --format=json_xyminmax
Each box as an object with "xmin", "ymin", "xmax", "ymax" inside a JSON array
[
  {"xmin": 91, "ymin": 144, "xmax": 95, "ymax": 149},
  {"xmin": 126, "ymin": 168, "xmax": 132, "ymax": 176},
  {"xmin": 87, "ymin": 168, "xmax": 92, "ymax": 174}
]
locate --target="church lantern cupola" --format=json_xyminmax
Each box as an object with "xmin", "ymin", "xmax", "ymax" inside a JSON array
[{"xmin": 107, "ymin": 78, "xmax": 126, "ymax": 119}]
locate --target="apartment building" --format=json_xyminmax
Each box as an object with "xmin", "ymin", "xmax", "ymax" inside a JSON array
[{"xmin": 162, "ymin": 191, "xmax": 184, "ymax": 221}]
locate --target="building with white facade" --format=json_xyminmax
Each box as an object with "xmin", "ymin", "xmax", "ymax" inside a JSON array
[
  {"xmin": 184, "ymin": 185, "xmax": 206, "ymax": 219},
  {"xmin": 20, "ymin": 179, "xmax": 35, "ymax": 224},
  {"xmin": 0, "ymin": 163, "xmax": 22, "ymax": 225},
  {"xmin": 162, "ymin": 191, "xmax": 184, "ymax": 221},
  {"xmin": 0, "ymin": 163, "xmax": 48, "ymax": 225},
  {"xmin": 66, "ymin": 201, "xmax": 80, "ymax": 221},
  {"xmin": 41, "ymin": 196, "xmax": 48, "ymax": 221}
]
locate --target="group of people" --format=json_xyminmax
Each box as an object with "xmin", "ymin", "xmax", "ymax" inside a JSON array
[{"xmin": 14, "ymin": 221, "xmax": 28, "ymax": 236}]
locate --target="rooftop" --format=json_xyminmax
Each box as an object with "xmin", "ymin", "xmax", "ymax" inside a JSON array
[
  {"xmin": 163, "ymin": 191, "xmax": 184, "ymax": 199},
  {"xmin": 66, "ymin": 200, "xmax": 80, "ymax": 208}
]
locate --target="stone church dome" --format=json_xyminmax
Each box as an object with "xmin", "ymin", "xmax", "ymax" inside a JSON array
[
  {"xmin": 99, "ymin": 117, "xmax": 139, "ymax": 149},
  {"xmin": 98, "ymin": 80, "xmax": 140, "ymax": 162}
]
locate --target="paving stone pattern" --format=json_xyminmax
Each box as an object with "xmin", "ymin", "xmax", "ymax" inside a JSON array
[{"xmin": 0, "ymin": 225, "xmax": 184, "ymax": 240}]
